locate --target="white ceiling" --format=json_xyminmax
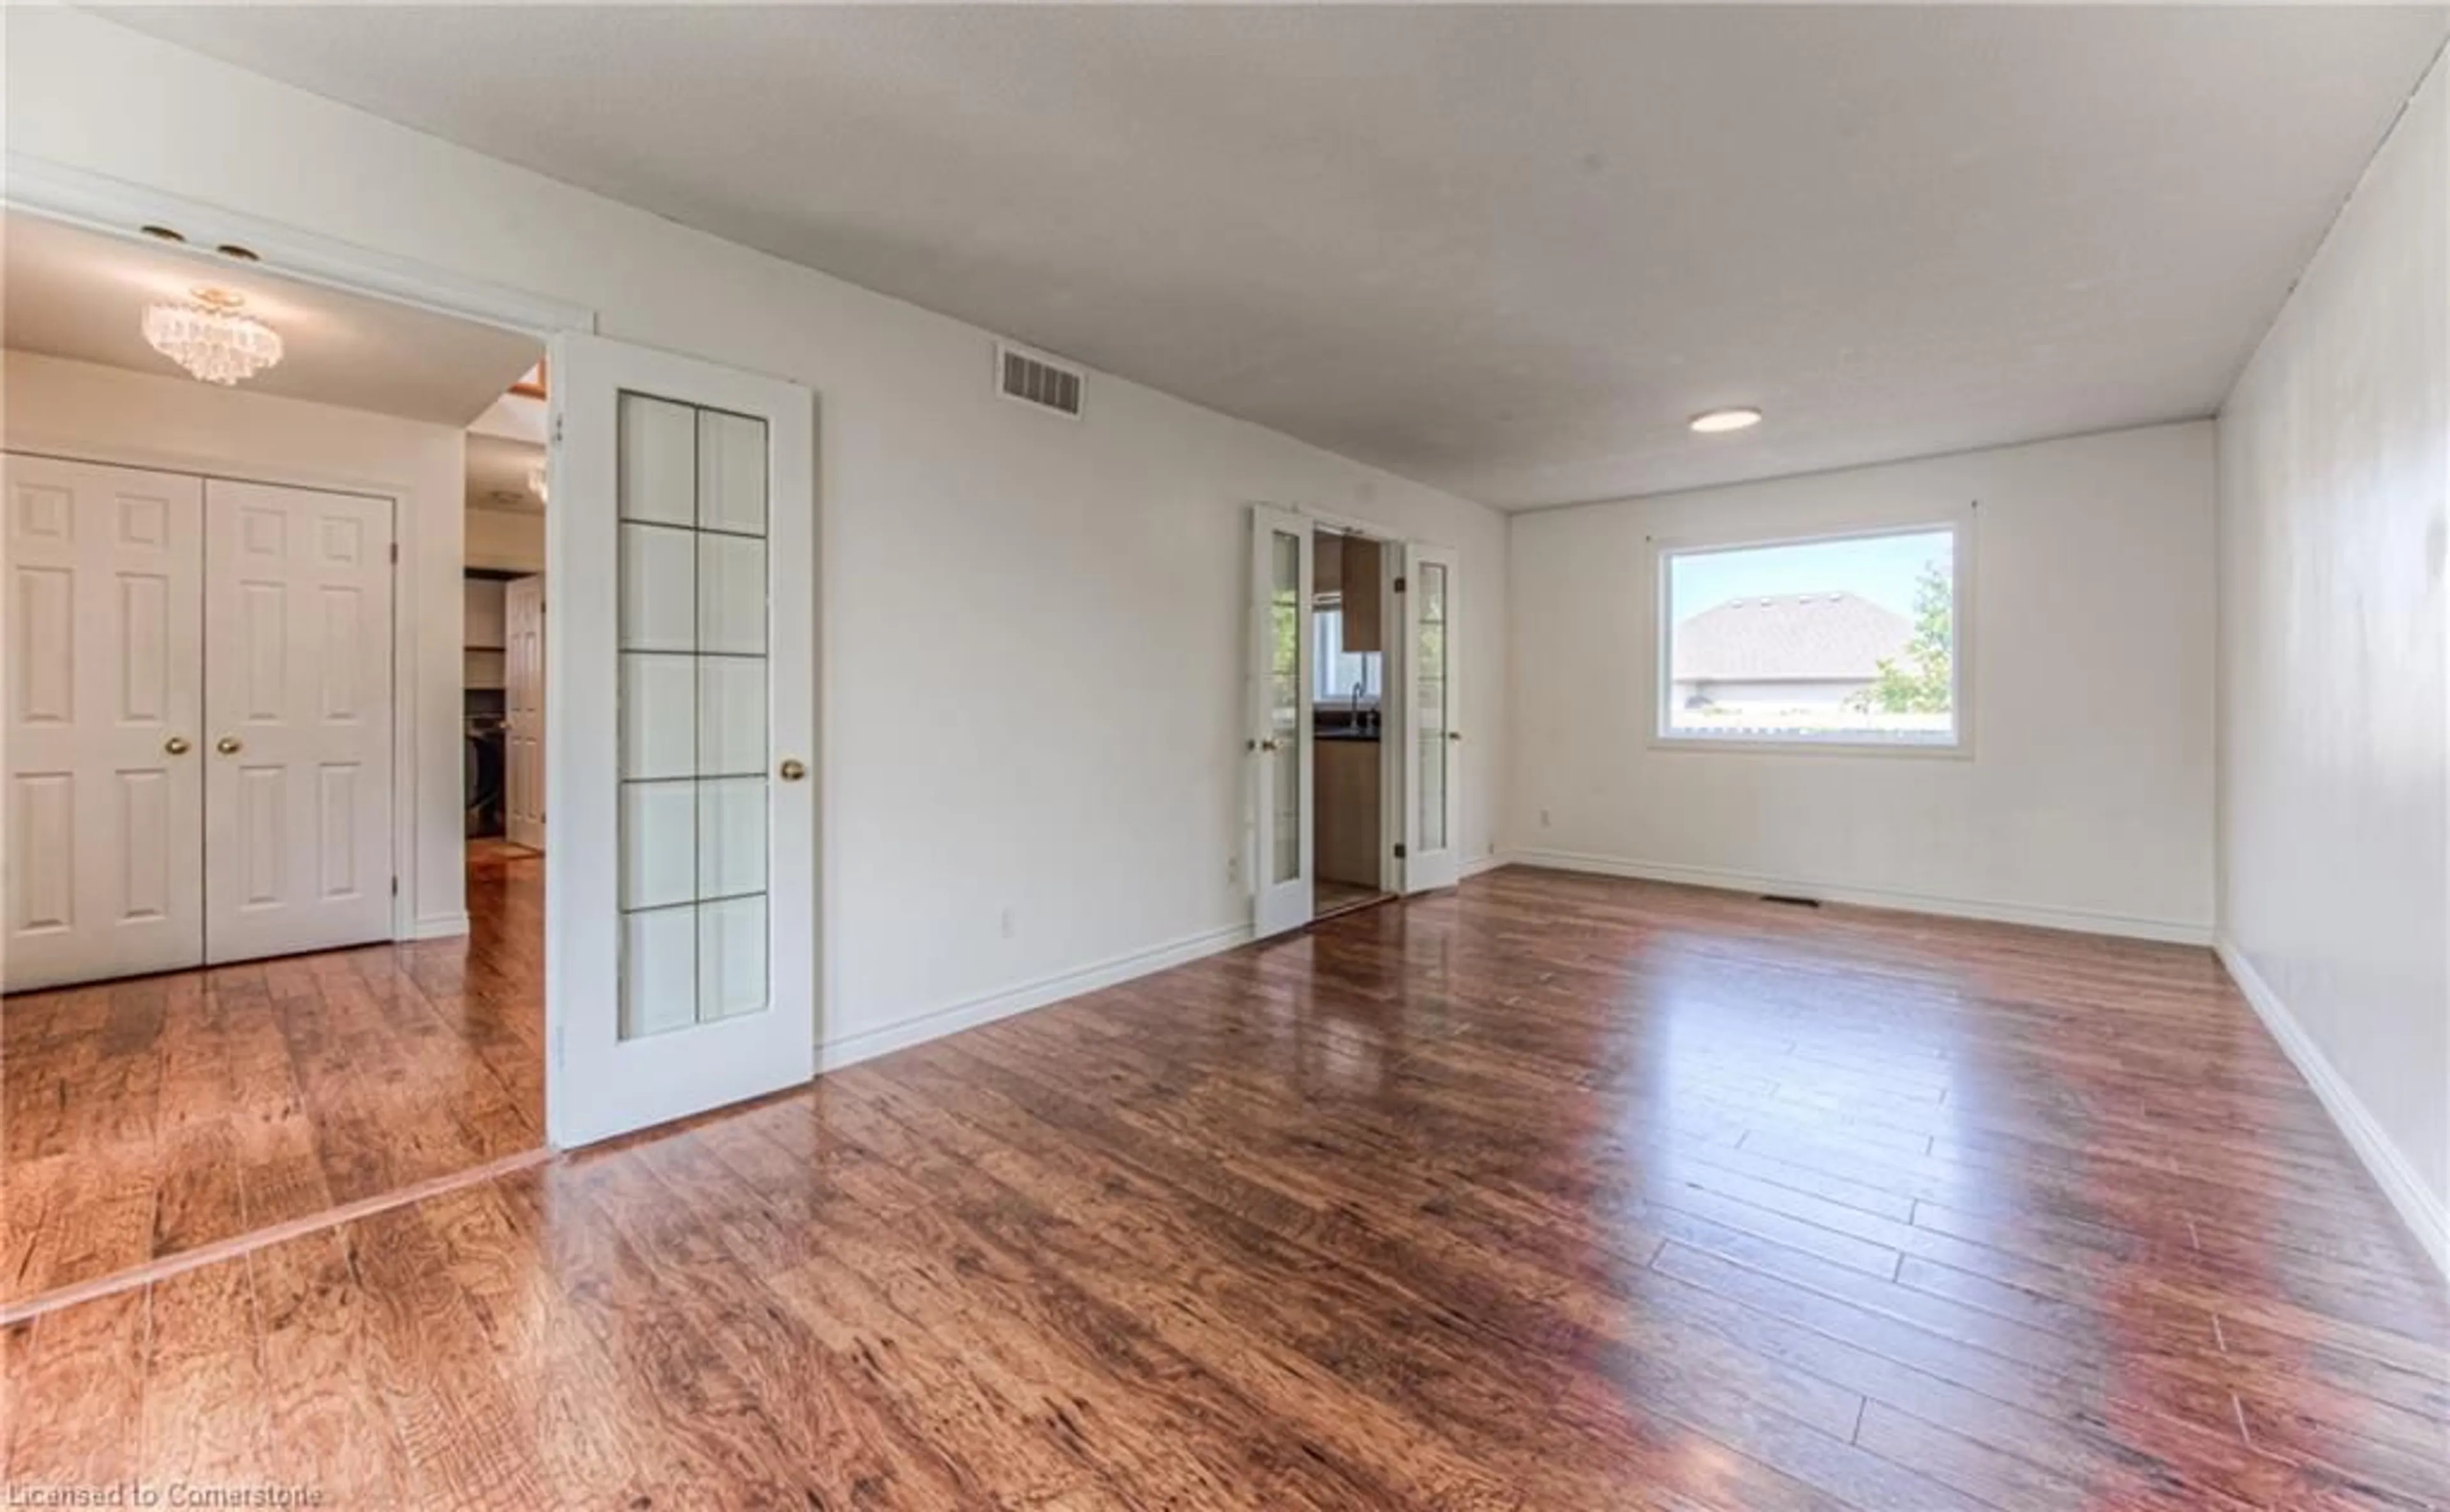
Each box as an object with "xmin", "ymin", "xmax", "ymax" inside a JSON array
[
  {"xmin": 101, "ymin": 6, "xmax": 2447, "ymax": 508},
  {"xmin": 466, "ymin": 432, "xmax": 546, "ymax": 516},
  {"xmin": 2, "ymin": 211, "xmax": 540, "ymax": 427}
]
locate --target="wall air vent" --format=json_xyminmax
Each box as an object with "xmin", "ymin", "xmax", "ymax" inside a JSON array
[{"xmin": 996, "ymin": 343, "xmax": 1085, "ymax": 419}]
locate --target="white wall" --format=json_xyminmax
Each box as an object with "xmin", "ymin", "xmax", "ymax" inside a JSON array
[
  {"xmin": 3, "ymin": 11, "xmax": 1508, "ymax": 1062},
  {"xmin": 2, "ymin": 348, "xmax": 470, "ymax": 936},
  {"xmin": 2216, "ymin": 53, "xmax": 2448, "ymax": 1261},
  {"xmin": 1510, "ymin": 422, "xmax": 2217, "ymax": 941},
  {"xmin": 466, "ymin": 505, "xmax": 544, "ymax": 574}
]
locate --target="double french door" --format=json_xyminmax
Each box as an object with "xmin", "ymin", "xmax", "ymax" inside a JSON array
[
  {"xmin": 4, "ymin": 455, "xmax": 395, "ymax": 992},
  {"xmin": 1247, "ymin": 507, "xmax": 1464, "ymax": 940}
]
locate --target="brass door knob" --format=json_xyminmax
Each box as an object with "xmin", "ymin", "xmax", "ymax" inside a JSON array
[
  {"xmin": 216, "ymin": 736, "xmax": 242, "ymax": 755},
  {"xmin": 1447, "ymin": 730, "xmax": 1463, "ymax": 742},
  {"xmin": 1259, "ymin": 738, "xmax": 1282, "ymax": 753},
  {"xmin": 778, "ymin": 757, "xmax": 807, "ymax": 782},
  {"xmin": 163, "ymin": 736, "xmax": 191, "ymax": 756}
]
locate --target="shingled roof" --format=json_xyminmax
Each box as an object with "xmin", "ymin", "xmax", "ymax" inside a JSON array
[{"xmin": 1672, "ymin": 591, "xmax": 1913, "ymax": 682}]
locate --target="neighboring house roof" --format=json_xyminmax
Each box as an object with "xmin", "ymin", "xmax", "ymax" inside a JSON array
[{"xmin": 1672, "ymin": 590, "xmax": 1912, "ymax": 682}]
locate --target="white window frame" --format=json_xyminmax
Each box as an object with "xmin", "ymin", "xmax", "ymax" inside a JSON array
[
  {"xmin": 1650, "ymin": 512, "xmax": 1975, "ymax": 758},
  {"xmin": 1313, "ymin": 602, "xmax": 1383, "ymax": 706}
]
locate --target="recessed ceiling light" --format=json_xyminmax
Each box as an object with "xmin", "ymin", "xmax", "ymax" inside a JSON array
[{"xmin": 1689, "ymin": 407, "xmax": 1763, "ymax": 434}]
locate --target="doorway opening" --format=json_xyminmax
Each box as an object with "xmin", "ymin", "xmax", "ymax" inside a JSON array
[
  {"xmin": 0, "ymin": 209, "xmax": 549, "ymax": 1315},
  {"xmin": 1249, "ymin": 505, "xmax": 1462, "ymax": 942},
  {"xmin": 1310, "ymin": 525, "xmax": 1395, "ymax": 922},
  {"xmin": 463, "ymin": 363, "xmax": 549, "ymax": 1021}
]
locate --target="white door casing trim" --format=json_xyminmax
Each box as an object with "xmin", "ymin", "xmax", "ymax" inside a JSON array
[{"xmin": 1, "ymin": 154, "xmax": 597, "ymax": 339}]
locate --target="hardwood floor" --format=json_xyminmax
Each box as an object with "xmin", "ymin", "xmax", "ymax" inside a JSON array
[
  {"xmin": 7, "ymin": 866, "xmax": 2446, "ymax": 1509},
  {"xmin": 1314, "ymin": 878, "xmax": 1393, "ymax": 919},
  {"xmin": 2, "ymin": 846, "xmax": 544, "ymax": 1310}
]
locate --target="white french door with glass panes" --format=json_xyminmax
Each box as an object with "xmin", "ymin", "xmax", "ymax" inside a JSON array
[
  {"xmin": 549, "ymin": 333, "xmax": 817, "ymax": 1148},
  {"xmin": 1402, "ymin": 542, "xmax": 1463, "ymax": 893},
  {"xmin": 1249, "ymin": 505, "xmax": 1314, "ymax": 938}
]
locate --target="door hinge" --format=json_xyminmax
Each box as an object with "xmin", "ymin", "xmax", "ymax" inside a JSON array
[
  {"xmin": 390, "ymin": 877, "xmax": 399, "ymax": 896},
  {"xmin": 1393, "ymin": 843, "xmax": 1407, "ymax": 859},
  {"xmin": 389, "ymin": 542, "xmax": 399, "ymax": 564},
  {"xmin": 1393, "ymin": 576, "xmax": 1407, "ymax": 593},
  {"xmin": 551, "ymin": 413, "xmax": 565, "ymax": 446}
]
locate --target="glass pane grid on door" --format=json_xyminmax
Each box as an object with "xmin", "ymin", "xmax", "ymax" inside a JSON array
[
  {"xmin": 1418, "ymin": 560, "xmax": 1450, "ymax": 852},
  {"xmin": 1268, "ymin": 528, "xmax": 1302, "ymax": 886},
  {"xmin": 616, "ymin": 392, "xmax": 773, "ymax": 1040}
]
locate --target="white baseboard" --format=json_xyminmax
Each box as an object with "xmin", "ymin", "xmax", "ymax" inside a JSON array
[
  {"xmin": 405, "ymin": 913, "xmax": 470, "ymax": 941},
  {"xmin": 1503, "ymin": 848, "xmax": 2214, "ymax": 946},
  {"xmin": 817, "ymin": 920, "xmax": 1255, "ymax": 1074},
  {"xmin": 817, "ymin": 864, "xmax": 1513, "ymax": 1076},
  {"xmin": 2216, "ymin": 940, "xmax": 2449, "ymax": 1282}
]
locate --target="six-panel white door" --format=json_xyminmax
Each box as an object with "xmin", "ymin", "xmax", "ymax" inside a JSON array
[
  {"xmin": 504, "ymin": 574, "xmax": 546, "ymax": 851},
  {"xmin": 3, "ymin": 455, "xmax": 207, "ymax": 991},
  {"xmin": 201, "ymin": 479, "xmax": 396, "ymax": 964}
]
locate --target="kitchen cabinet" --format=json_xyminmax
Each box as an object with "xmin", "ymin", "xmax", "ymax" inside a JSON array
[
  {"xmin": 1315, "ymin": 734, "xmax": 1383, "ymax": 887},
  {"xmin": 1341, "ymin": 535, "xmax": 1384, "ymax": 653}
]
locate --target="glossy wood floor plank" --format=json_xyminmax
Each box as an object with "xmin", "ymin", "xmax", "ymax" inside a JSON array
[
  {"xmin": 2, "ymin": 849, "xmax": 545, "ymax": 1309},
  {"xmin": 8, "ymin": 867, "xmax": 2446, "ymax": 1509}
]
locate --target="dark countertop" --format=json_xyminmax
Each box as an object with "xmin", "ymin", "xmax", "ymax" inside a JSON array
[{"xmin": 1316, "ymin": 729, "xmax": 1381, "ymax": 743}]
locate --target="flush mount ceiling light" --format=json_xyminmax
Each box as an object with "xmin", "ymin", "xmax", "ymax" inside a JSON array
[
  {"xmin": 1689, "ymin": 406, "xmax": 1763, "ymax": 434},
  {"xmin": 142, "ymin": 286, "xmax": 283, "ymax": 385}
]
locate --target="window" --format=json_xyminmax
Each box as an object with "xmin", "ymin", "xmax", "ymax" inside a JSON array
[
  {"xmin": 1314, "ymin": 604, "xmax": 1383, "ymax": 704},
  {"xmin": 1658, "ymin": 524, "xmax": 1961, "ymax": 748}
]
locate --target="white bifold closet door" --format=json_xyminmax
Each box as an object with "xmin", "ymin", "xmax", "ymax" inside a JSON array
[
  {"xmin": 1, "ymin": 458, "xmax": 394, "ymax": 992},
  {"xmin": 200, "ymin": 479, "xmax": 396, "ymax": 965},
  {"xmin": 4, "ymin": 455, "xmax": 207, "ymax": 991}
]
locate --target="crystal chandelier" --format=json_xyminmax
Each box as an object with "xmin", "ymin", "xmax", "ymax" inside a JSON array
[{"xmin": 142, "ymin": 288, "xmax": 283, "ymax": 385}]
